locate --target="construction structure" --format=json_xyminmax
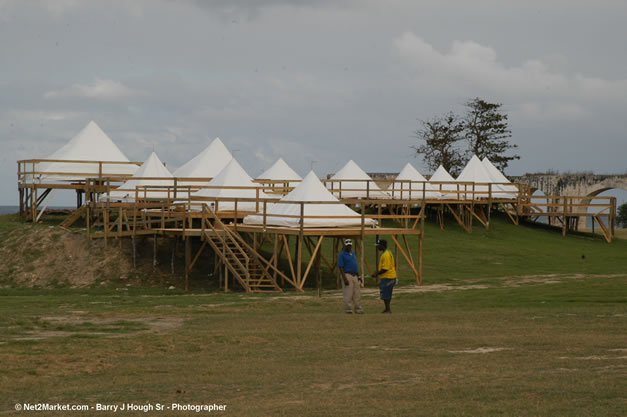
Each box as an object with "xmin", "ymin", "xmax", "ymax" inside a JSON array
[{"xmin": 16, "ymin": 122, "xmax": 618, "ymax": 293}]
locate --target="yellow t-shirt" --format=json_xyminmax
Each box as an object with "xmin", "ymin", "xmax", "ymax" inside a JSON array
[{"xmin": 378, "ymin": 250, "xmax": 396, "ymax": 279}]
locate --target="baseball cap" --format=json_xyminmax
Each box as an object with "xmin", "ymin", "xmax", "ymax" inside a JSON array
[
  {"xmin": 375, "ymin": 239, "xmax": 387, "ymax": 247},
  {"xmin": 344, "ymin": 239, "xmax": 352, "ymax": 246}
]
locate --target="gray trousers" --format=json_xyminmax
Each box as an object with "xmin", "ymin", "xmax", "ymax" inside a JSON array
[{"xmin": 341, "ymin": 273, "xmax": 362, "ymax": 312}]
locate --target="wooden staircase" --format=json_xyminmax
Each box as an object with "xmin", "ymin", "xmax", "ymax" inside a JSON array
[
  {"xmin": 201, "ymin": 206, "xmax": 281, "ymax": 292},
  {"xmin": 59, "ymin": 205, "xmax": 87, "ymax": 230}
]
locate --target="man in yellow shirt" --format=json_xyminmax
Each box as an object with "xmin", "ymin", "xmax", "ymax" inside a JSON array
[{"xmin": 372, "ymin": 239, "xmax": 397, "ymax": 313}]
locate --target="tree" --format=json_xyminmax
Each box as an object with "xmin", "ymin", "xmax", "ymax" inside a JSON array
[
  {"xmin": 412, "ymin": 112, "xmax": 466, "ymax": 177},
  {"xmin": 464, "ymin": 98, "xmax": 519, "ymax": 172},
  {"xmin": 617, "ymin": 202, "xmax": 627, "ymax": 228}
]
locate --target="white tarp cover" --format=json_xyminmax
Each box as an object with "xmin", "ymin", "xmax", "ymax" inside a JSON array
[
  {"xmin": 106, "ymin": 152, "xmax": 175, "ymax": 201},
  {"xmin": 481, "ymin": 157, "xmax": 519, "ymax": 197},
  {"xmin": 429, "ymin": 165, "xmax": 460, "ymax": 199},
  {"xmin": 328, "ymin": 160, "xmax": 389, "ymax": 198},
  {"xmin": 244, "ymin": 171, "xmax": 377, "ymax": 228},
  {"xmin": 456, "ymin": 155, "xmax": 496, "ymax": 199},
  {"xmin": 173, "ymin": 137, "xmax": 232, "ymax": 183},
  {"xmin": 36, "ymin": 121, "xmax": 138, "ymax": 182},
  {"xmin": 256, "ymin": 157, "xmax": 302, "ymax": 187},
  {"xmin": 189, "ymin": 158, "xmax": 270, "ymax": 212},
  {"xmin": 390, "ymin": 163, "xmax": 440, "ymax": 199}
]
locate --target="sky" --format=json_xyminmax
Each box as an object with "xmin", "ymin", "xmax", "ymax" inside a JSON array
[{"xmin": 1, "ymin": 0, "xmax": 626, "ymax": 205}]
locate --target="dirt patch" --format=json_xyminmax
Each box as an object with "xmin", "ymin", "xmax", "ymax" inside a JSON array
[
  {"xmin": 448, "ymin": 347, "xmax": 512, "ymax": 354},
  {"xmin": 13, "ymin": 315, "xmax": 184, "ymax": 341},
  {"xmin": 0, "ymin": 225, "xmax": 177, "ymax": 288}
]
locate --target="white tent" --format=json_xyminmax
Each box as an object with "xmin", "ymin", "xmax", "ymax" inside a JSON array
[
  {"xmin": 389, "ymin": 163, "xmax": 440, "ymax": 200},
  {"xmin": 35, "ymin": 121, "xmax": 138, "ymax": 182},
  {"xmin": 481, "ymin": 157, "xmax": 519, "ymax": 198},
  {"xmin": 456, "ymin": 155, "xmax": 496, "ymax": 199},
  {"xmin": 429, "ymin": 165, "xmax": 460, "ymax": 199},
  {"xmin": 328, "ymin": 160, "xmax": 389, "ymax": 198},
  {"xmin": 173, "ymin": 137, "xmax": 232, "ymax": 183},
  {"xmin": 256, "ymin": 158, "xmax": 302, "ymax": 192},
  {"xmin": 244, "ymin": 171, "xmax": 377, "ymax": 228},
  {"xmin": 188, "ymin": 158, "xmax": 271, "ymax": 212},
  {"xmin": 105, "ymin": 152, "xmax": 175, "ymax": 202}
]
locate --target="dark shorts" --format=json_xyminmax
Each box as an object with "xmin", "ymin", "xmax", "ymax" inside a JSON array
[{"xmin": 379, "ymin": 278, "xmax": 397, "ymax": 300}]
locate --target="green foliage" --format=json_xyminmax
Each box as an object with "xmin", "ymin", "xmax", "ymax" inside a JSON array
[
  {"xmin": 412, "ymin": 112, "xmax": 466, "ymax": 176},
  {"xmin": 413, "ymin": 98, "xmax": 520, "ymax": 174},
  {"xmin": 464, "ymin": 97, "xmax": 519, "ymax": 171}
]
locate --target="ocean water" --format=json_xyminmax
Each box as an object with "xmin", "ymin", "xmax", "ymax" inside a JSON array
[{"xmin": 0, "ymin": 206, "xmax": 19, "ymax": 214}]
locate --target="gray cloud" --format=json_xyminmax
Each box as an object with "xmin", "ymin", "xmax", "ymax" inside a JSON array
[{"xmin": 1, "ymin": 0, "xmax": 627, "ymax": 205}]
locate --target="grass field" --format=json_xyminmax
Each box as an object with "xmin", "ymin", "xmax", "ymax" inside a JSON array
[{"xmin": 0, "ymin": 213, "xmax": 626, "ymax": 416}]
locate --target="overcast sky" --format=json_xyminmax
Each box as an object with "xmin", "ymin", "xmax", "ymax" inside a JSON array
[{"xmin": 1, "ymin": 0, "xmax": 626, "ymax": 205}]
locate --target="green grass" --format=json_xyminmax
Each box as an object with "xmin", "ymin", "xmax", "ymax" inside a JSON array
[
  {"xmin": 262, "ymin": 213, "xmax": 627, "ymax": 290},
  {"xmin": 0, "ymin": 213, "xmax": 626, "ymax": 416},
  {"xmin": 0, "ymin": 277, "xmax": 625, "ymax": 416}
]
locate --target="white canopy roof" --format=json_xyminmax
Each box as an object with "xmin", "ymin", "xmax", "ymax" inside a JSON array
[
  {"xmin": 390, "ymin": 163, "xmax": 440, "ymax": 199},
  {"xmin": 256, "ymin": 158, "xmax": 302, "ymax": 182},
  {"xmin": 481, "ymin": 157, "xmax": 519, "ymax": 197},
  {"xmin": 428, "ymin": 165, "xmax": 460, "ymax": 198},
  {"xmin": 173, "ymin": 137, "xmax": 232, "ymax": 183},
  {"xmin": 328, "ymin": 160, "xmax": 389, "ymax": 198},
  {"xmin": 106, "ymin": 152, "xmax": 174, "ymax": 201},
  {"xmin": 189, "ymin": 158, "xmax": 270, "ymax": 212},
  {"xmin": 244, "ymin": 171, "xmax": 377, "ymax": 228},
  {"xmin": 456, "ymin": 155, "xmax": 493, "ymax": 199},
  {"xmin": 36, "ymin": 121, "xmax": 138, "ymax": 182}
]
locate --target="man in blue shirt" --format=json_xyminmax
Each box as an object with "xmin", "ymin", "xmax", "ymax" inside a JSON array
[{"xmin": 337, "ymin": 238, "xmax": 363, "ymax": 314}]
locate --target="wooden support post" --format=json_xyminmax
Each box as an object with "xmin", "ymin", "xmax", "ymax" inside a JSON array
[
  {"xmin": 86, "ymin": 205, "xmax": 91, "ymax": 240},
  {"xmin": 32, "ymin": 186, "xmax": 37, "ymax": 223},
  {"xmin": 360, "ymin": 207, "xmax": 365, "ymax": 285},
  {"xmin": 297, "ymin": 203, "xmax": 304, "ymax": 288},
  {"xmin": 487, "ymin": 184, "xmax": 492, "ymax": 229},
  {"xmin": 171, "ymin": 237, "xmax": 176, "ymax": 275},
  {"xmin": 316, "ymin": 237, "xmax": 322, "ymax": 297},
  {"xmin": 132, "ymin": 235, "xmax": 137, "ymax": 269},
  {"xmin": 153, "ymin": 235, "xmax": 157, "ymax": 271},
  {"xmin": 273, "ymin": 233, "xmax": 280, "ymax": 285},
  {"xmin": 185, "ymin": 237, "xmax": 191, "ymax": 292},
  {"xmin": 333, "ymin": 237, "xmax": 339, "ymax": 289},
  {"xmin": 104, "ymin": 208, "xmax": 109, "ymax": 248},
  {"xmin": 562, "ymin": 198, "xmax": 567, "ymax": 237},
  {"xmin": 419, "ymin": 200, "xmax": 425, "ymax": 284}
]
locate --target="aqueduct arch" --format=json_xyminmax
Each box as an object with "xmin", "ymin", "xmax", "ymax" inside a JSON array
[{"xmin": 513, "ymin": 174, "xmax": 626, "ymax": 229}]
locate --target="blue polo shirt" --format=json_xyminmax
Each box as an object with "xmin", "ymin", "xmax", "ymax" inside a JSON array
[{"xmin": 338, "ymin": 249, "xmax": 358, "ymax": 274}]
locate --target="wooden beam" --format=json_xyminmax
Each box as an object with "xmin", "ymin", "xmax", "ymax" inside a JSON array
[
  {"xmin": 299, "ymin": 235, "xmax": 324, "ymax": 289},
  {"xmin": 389, "ymin": 235, "xmax": 419, "ymax": 281}
]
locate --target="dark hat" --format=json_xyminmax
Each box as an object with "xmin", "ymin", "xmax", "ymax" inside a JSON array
[{"xmin": 375, "ymin": 239, "xmax": 387, "ymax": 247}]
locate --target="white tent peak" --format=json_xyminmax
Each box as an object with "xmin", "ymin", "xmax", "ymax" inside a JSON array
[
  {"xmin": 457, "ymin": 155, "xmax": 493, "ymax": 183},
  {"xmin": 35, "ymin": 120, "xmax": 138, "ymax": 181},
  {"xmin": 105, "ymin": 152, "xmax": 174, "ymax": 201},
  {"xmin": 391, "ymin": 162, "xmax": 440, "ymax": 198},
  {"xmin": 429, "ymin": 165, "xmax": 456, "ymax": 182},
  {"xmin": 398, "ymin": 163, "xmax": 428, "ymax": 182},
  {"xmin": 283, "ymin": 171, "xmax": 338, "ymax": 202},
  {"xmin": 244, "ymin": 170, "xmax": 377, "ymax": 227},
  {"xmin": 134, "ymin": 152, "xmax": 173, "ymax": 179},
  {"xmin": 330, "ymin": 160, "xmax": 389, "ymax": 198},
  {"xmin": 481, "ymin": 157, "xmax": 518, "ymax": 197},
  {"xmin": 257, "ymin": 158, "xmax": 302, "ymax": 181},
  {"xmin": 190, "ymin": 158, "xmax": 270, "ymax": 211},
  {"xmin": 45, "ymin": 120, "xmax": 128, "ymax": 161},
  {"xmin": 208, "ymin": 157, "xmax": 254, "ymax": 187},
  {"xmin": 173, "ymin": 136, "xmax": 233, "ymax": 178},
  {"xmin": 481, "ymin": 157, "xmax": 510, "ymax": 183}
]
